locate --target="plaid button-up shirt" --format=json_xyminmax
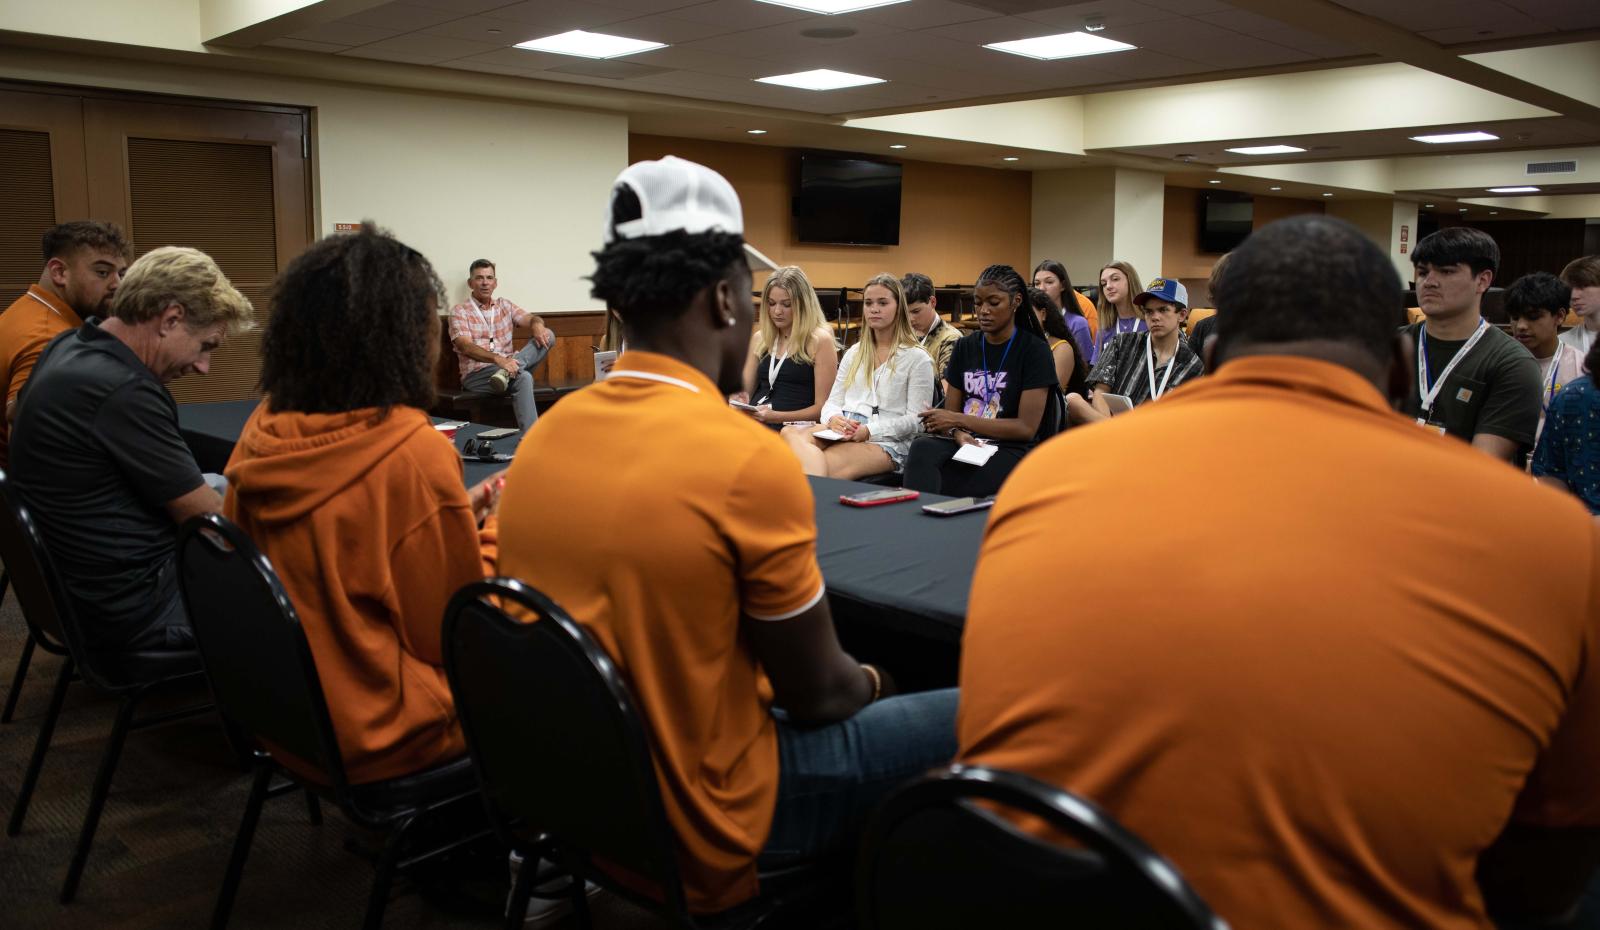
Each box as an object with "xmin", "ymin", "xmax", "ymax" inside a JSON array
[{"xmin": 449, "ymin": 295, "xmax": 530, "ymax": 380}]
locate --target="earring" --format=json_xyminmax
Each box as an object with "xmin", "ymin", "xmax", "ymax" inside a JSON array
[{"xmin": 725, "ymin": 317, "xmax": 736, "ymax": 326}]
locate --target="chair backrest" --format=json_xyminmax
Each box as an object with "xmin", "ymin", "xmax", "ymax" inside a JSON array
[
  {"xmin": 443, "ymin": 578, "xmax": 688, "ymax": 913},
  {"xmin": 176, "ymin": 513, "xmax": 350, "ymax": 791},
  {"xmin": 0, "ymin": 468, "xmax": 78, "ymax": 656},
  {"xmin": 858, "ymin": 764, "xmax": 1228, "ymax": 930}
]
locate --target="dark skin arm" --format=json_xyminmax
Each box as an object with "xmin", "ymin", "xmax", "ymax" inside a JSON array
[
  {"xmin": 742, "ymin": 599, "xmax": 895, "ymax": 725},
  {"xmin": 1478, "ymin": 824, "xmax": 1600, "ymax": 924},
  {"xmin": 919, "ymin": 385, "xmax": 1047, "ymax": 443}
]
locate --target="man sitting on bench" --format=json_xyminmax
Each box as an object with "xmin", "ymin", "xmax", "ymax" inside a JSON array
[{"xmin": 448, "ymin": 259, "xmax": 555, "ymax": 429}]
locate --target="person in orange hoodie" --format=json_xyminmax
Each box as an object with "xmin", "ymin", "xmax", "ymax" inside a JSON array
[{"xmin": 224, "ymin": 223, "xmax": 501, "ymax": 786}]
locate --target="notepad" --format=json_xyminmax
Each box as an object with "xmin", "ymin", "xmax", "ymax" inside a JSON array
[
  {"xmin": 813, "ymin": 429, "xmax": 847, "ymax": 441},
  {"xmin": 952, "ymin": 442, "xmax": 998, "ymax": 466},
  {"xmin": 593, "ymin": 349, "xmax": 617, "ymax": 381}
]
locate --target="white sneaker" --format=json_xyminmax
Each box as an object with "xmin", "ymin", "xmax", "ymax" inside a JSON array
[
  {"xmin": 488, "ymin": 369, "xmax": 511, "ymax": 394},
  {"xmin": 507, "ymin": 851, "xmax": 602, "ymax": 928}
]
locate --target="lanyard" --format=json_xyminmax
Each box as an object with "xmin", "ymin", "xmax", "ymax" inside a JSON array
[
  {"xmin": 1144, "ymin": 335, "xmax": 1179, "ymax": 401},
  {"xmin": 470, "ymin": 297, "xmax": 507, "ymax": 350},
  {"xmin": 978, "ymin": 330, "xmax": 1016, "ymax": 415},
  {"xmin": 1543, "ymin": 346, "xmax": 1570, "ymax": 412},
  {"xmin": 918, "ymin": 318, "xmax": 942, "ymax": 348},
  {"xmin": 1417, "ymin": 319, "xmax": 1488, "ymax": 417},
  {"xmin": 767, "ymin": 344, "xmax": 787, "ymax": 387},
  {"xmin": 25, "ymin": 291, "xmax": 62, "ymax": 318}
]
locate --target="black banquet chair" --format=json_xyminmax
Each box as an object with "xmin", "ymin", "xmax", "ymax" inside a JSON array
[
  {"xmin": 176, "ymin": 512, "xmax": 489, "ymax": 930},
  {"xmin": 442, "ymin": 577, "xmax": 841, "ymax": 930},
  {"xmin": 0, "ymin": 468, "xmax": 212, "ymax": 903},
  {"xmin": 857, "ymin": 763, "xmax": 1229, "ymax": 930}
]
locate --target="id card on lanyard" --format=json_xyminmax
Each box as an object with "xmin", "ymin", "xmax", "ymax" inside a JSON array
[
  {"xmin": 1416, "ymin": 318, "xmax": 1488, "ymax": 434},
  {"xmin": 1144, "ymin": 335, "xmax": 1178, "ymax": 401}
]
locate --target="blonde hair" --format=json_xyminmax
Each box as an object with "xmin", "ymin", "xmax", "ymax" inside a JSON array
[
  {"xmin": 842, "ymin": 273, "xmax": 919, "ymax": 389},
  {"xmin": 112, "ymin": 246, "xmax": 254, "ymax": 335},
  {"xmin": 755, "ymin": 266, "xmax": 829, "ymax": 366},
  {"xmin": 1095, "ymin": 260, "xmax": 1143, "ymax": 337}
]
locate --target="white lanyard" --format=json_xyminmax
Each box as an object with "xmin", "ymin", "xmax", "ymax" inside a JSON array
[
  {"xmin": 1144, "ymin": 335, "xmax": 1179, "ymax": 400},
  {"xmin": 918, "ymin": 319, "xmax": 939, "ymax": 348},
  {"xmin": 767, "ymin": 344, "xmax": 788, "ymax": 387},
  {"xmin": 471, "ymin": 297, "xmax": 506, "ymax": 350},
  {"xmin": 25, "ymin": 291, "xmax": 62, "ymax": 318},
  {"xmin": 1417, "ymin": 319, "xmax": 1488, "ymax": 418}
]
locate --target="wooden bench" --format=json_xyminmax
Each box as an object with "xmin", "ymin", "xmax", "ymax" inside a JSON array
[{"xmin": 433, "ymin": 311, "xmax": 609, "ymax": 422}]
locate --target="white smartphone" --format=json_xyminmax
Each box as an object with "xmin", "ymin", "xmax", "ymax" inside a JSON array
[
  {"xmin": 1101, "ymin": 393, "xmax": 1134, "ymax": 415},
  {"xmin": 921, "ymin": 496, "xmax": 995, "ymax": 516}
]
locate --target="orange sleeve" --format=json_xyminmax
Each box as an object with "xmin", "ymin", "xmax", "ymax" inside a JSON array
[
  {"xmin": 1075, "ymin": 291, "xmax": 1097, "ymax": 338},
  {"xmin": 724, "ymin": 441, "xmax": 824, "ymax": 621},
  {"xmin": 388, "ymin": 499, "xmax": 496, "ymax": 667},
  {"xmin": 6, "ymin": 336, "xmax": 49, "ymax": 408},
  {"xmin": 1512, "ymin": 522, "xmax": 1600, "ymax": 827}
]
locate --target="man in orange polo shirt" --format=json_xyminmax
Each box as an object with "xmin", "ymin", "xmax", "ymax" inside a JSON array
[
  {"xmin": 0, "ymin": 220, "xmax": 131, "ymax": 465},
  {"xmin": 496, "ymin": 156, "xmax": 957, "ymax": 915},
  {"xmin": 959, "ymin": 215, "xmax": 1600, "ymax": 930}
]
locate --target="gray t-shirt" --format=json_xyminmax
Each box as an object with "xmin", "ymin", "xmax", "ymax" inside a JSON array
[
  {"xmin": 10, "ymin": 322, "xmax": 204, "ymax": 652},
  {"xmin": 1401, "ymin": 322, "xmax": 1541, "ymax": 449}
]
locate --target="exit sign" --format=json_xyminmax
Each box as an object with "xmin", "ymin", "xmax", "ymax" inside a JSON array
[{"xmin": 334, "ymin": 222, "xmax": 360, "ymax": 232}]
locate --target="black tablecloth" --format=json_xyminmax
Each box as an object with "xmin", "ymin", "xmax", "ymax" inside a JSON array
[
  {"xmin": 177, "ymin": 402, "xmax": 984, "ymax": 654},
  {"xmin": 177, "ymin": 399, "xmax": 521, "ymax": 487}
]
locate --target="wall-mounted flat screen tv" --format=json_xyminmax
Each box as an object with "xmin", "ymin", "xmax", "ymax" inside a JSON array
[
  {"xmin": 1199, "ymin": 190, "xmax": 1253, "ymax": 253},
  {"xmin": 794, "ymin": 154, "xmax": 902, "ymax": 246}
]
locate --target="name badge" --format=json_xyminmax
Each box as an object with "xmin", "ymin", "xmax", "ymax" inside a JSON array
[{"xmin": 1414, "ymin": 417, "xmax": 1447, "ymax": 436}]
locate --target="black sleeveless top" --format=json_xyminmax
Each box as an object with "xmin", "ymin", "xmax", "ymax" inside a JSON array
[{"xmin": 753, "ymin": 351, "xmax": 815, "ymax": 414}]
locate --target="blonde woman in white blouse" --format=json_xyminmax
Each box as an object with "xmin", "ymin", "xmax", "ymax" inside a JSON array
[{"xmin": 782, "ymin": 273, "xmax": 934, "ymax": 478}]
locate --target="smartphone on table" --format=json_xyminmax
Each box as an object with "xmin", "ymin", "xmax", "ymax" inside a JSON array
[
  {"xmin": 839, "ymin": 488, "xmax": 921, "ymax": 508},
  {"xmin": 921, "ymin": 496, "xmax": 995, "ymax": 516},
  {"xmin": 475, "ymin": 427, "xmax": 519, "ymax": 440}
]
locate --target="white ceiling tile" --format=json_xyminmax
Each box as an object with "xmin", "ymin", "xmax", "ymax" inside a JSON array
[
  {"xmin": 628, "ymin": 45, "xmax": 777, "ymax": 76},
  {"xmin": 404, "ymin": 0, "xmax": 513, "ymax": 13},
  {"xmin": 337, "ymin": 45, "xmax": 441, "ymax": 63},
  {"xmin": 340, "ymin": 2, "xmax": 463, "ymax": 30},
  {"xmin": 1500, "ymin": 0, "xmax": 1600, "ymax": 29},
  {"xmin": 480, "ymin": 0, "xmax": 639, "ymax": 28},
  {"xmin": 265, "ymin": 36, "xmax": 352, "ymax": 52},
  {"xmin": 1187, "ymin": 34, "xmax": 1310, "ymax": 68},
  {"xmin": 454, "ymin": 46, "xmax": 580, "ymax": 69},
  {"xmin": 677, "ymin": 16, "xmax": 898, "ymax": 57},
  {"xmin": 1138, "ymin": 0, "xmax": 1232, "ymax": 12},
  {"xmin": 665, "ymin": 0, "xmax": 818, "ymax": 28},
  {"xmin": 1422, "ymin": 20, "xmax": 1548, "ymax": 44},
  {"xmin": 288, "ymin": 20, "xmax": 402, "ymax": 45},
  {"xmin": 339, "ymin": 32, "xmax": 504, "ymax": 61},
  {"xmin": 445, "ymin": 59, "xmax": 538, "ymax": 75},
  {"xmin": 877, "ymin": 29, "xmax": 986, "ymax": 61},
  {"xmin": 599, "ymin": 0, "xmax": 716, "ymax": 11},
  {"xmin": 920, "ymin": 14, "xmax": 1070, "ymax": 43},
  {"xmin": 593, "ymin": 13, "xmax": 735, "ymax": 43},
  {"xmin": 1017, "ymin": 0, "xmax": 1182, "ymax": 30},
  {"xmin": 1191, "ymin": 9, "xmax": 1364, "ymax": 57},
  {"xmin": 842, "ymin": 0, "xmax": 1001, "ymax": 29},
  {"xmin": 418, "ymin": 15, "xmax": 534, "ymax": 42}
]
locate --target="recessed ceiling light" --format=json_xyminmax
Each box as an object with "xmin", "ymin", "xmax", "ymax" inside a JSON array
[
  {"xmin": 1269, "ymin": 186, "xmax": 1282, "ymax": 191},
  {"xmin": 756, "ymin": 69, "xmax": 884, "ymax": 90},
  {"xmin": 1490, "ymin": 211, "xmax": 1498, "ymax": 215},
  {"xmin": 1424, "ymin": 203, "xmax": 1434, "ymax": 208},
  {"xmin": 1002, "ymin": 156, "xmax": 1020, "ymax": 162},
  {"xmin": 755, "ymin": 0, "xmax": 909, "ymax": 13},
  {"xmin": 747, "ymin": 129, "xmax": 767, "ymax": 134},
  {"xmin": 1410, "ymin": 131, "xmax": 1499, "ymax": 144},
  {"xmin": 889, "ymin": 144, "xmax": 907, "ymax": 149},
  {"xmin": 1207, "ymin": 179, "xmax": 1221, "ymax": 184},
  {"xmin": 1084, "ymin": 21, "xmax": 1106, "ymax": 32},
  {"xmin": 1459, "ymin": 208, "xmax": 1468, "ymax": 212},
  {"xmin": 515, "ymin": 30, "xmax": 665, "ymax": 59},
  {"xmin": 1487, "ymin": 186, "xmax": 1539, "ymax": 193},
  {"xmin": 1322, "ymin": 192, "xmax": 1333, "ymax": 197},
  {"xmin": 985, "ymin": 31, "xmax": 1136, "ymax": 60},
  {"xmin": 1224, "ymin": 144, "xmax": 1307, "ymax": 156}
]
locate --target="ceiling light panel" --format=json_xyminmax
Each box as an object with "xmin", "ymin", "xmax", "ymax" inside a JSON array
[
  {"xmin": 515, "ymin": 30, "xmax": 665, "ymax": 59},
  {"xmin": 985, "ymin": 31, "xmax": 1136, "ymax": 61},
  {"xmin": 756, "ymin": 69, "xmax": 885, "ymax": 90},
  {"xmin": 1410, "ymin": 131, "xmax": 1499, "ymax": 144},
  {"xmin": 1225, "ymin": 145, "xmax": 1307, "ymax": 155},
  {"xmin": 1487, "ymin": 186, "xmax": 1539, "ymax": 193},
  {"xmin": 755, "ymin": 0, "xmax": 910, "ymax": 13}
]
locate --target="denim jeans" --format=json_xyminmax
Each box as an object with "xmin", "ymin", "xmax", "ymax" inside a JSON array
[
  {"xmin": 461, "ymin": 337, "xmax": 552, "ymax": 430},
  {"xmin": 758, "ymin": 687, "xmax": 959, "ymax": 869}
]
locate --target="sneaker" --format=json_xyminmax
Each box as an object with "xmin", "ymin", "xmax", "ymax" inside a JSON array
[
  {"xmin": 507, "ymin": 851, "xmax": 603, "ymax": 928},
  {"xmin": 488, "ymin": 368, "xmax": 511, "ymax": 394}
]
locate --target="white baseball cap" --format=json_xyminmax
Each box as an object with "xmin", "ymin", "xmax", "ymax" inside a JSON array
[{"xmin": 604, "ymin": 155, "xmax": 778, "ymax": 272}]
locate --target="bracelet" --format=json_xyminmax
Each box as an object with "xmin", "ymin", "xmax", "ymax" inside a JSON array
[{"xmin": 861, "ymin": 663, "xmax": 882, "ymax": 703}]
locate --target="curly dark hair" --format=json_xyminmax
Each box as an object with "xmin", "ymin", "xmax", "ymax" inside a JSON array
[
  {"xmin": 1503, "ymin": 271, "xmax": 1570, "ymax": 320},
  {"xmin": 976, "ymin": 264, "xmax": 1048, "ymax": 342},
  {"xmin": 260, "ymin": 222, "xmax": 443, "ymax": 414},
  {"xmin": 42, "ymin": 220, "xmax": 131, "ymax": 262},
  {"xmin": 588, "ymin": 186, "xmax": 747, "ymax": 337}
]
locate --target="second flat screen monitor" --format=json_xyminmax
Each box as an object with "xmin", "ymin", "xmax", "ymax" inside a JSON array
[{"xmin": 794, "ymin": 155, "xmax": 903, "ymax": 246}]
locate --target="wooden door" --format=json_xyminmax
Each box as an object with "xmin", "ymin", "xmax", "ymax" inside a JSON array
[{"xmin": 0, "ymin": 89, "xmax": 90, "ymax": 305}]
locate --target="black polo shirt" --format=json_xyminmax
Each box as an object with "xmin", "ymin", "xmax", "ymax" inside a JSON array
[{"xmin": 10, "ymin": 321, "xmax": 204, "ymax": 652}]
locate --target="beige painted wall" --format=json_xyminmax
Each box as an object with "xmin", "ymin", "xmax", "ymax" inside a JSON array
[
  {"xmin": 1032, "ymin": 167, "xmax": 1163, "ymax": 291},
  {"xmin": 0, "ymin": 45, "xmax": 627, "ymax": 311}
]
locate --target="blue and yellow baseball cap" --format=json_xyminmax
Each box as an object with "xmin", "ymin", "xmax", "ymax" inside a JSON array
[{"xmin": 1133, "ymin": 277, "xmax": 1188, "ymax": 309}]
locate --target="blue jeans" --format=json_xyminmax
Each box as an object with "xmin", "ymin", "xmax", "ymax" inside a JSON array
[
  {"xmin": 759, "ymin": 688, "xmax": 958, "ymax": 869},
  {"xmin": 461, "ymin": 337, "xmax": 552, "ymax": 430}
]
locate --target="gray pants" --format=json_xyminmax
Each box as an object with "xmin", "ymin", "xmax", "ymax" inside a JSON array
[{"xmin": 460, "ymin": 338, "xmax": 552, "ymax": 429}]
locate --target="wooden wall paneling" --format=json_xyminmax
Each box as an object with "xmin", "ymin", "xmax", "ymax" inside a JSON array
[
  {"xmin": 0, "ymin": 88, "xmax": 89, "ymax": 305},
  {"xmin": 81, "ymin": 98, "xmax": 311, "ymax": 403},
  {"xmin": 436, "ymin": 310, "xmax": 608, "ymax": 392}
]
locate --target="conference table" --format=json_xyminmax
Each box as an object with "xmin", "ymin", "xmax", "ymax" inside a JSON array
[{"xmin": 178, "ymin": 399, "xmax": 986, "ymax": 686}]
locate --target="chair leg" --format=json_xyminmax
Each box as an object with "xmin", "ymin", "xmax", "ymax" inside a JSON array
[
  {"xmin": 362, "ymin": 815, "xmax": 415, "ymax": 930},
  {"xmin": 571, "ymin": 868, "xmax": 594, "ymax": 930},
  {"xmin": 60, "ymin": 690, "xmax": 141, "ymax": 903},
  {"xmin": 505, "ymin": 849, "xmax": 538, "ymax": 930},
  {"xmin": 211, "ymin": 762, "xmax": 272, "ymax": 930},
  {"xmin": 7, "ymin": 655, "xmax": 72, "ymax": 836},
  {"xmin": 2, "ymin": 630, "xmax": 35, "ymax": 724},
  {"xmin": 304, "ymin": 790, "xmax": 322, "ymax": 826}
]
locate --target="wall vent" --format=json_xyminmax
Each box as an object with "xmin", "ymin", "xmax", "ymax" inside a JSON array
[{"xmin": 1526, "ymin": 160, "xmax": 1577, "ymax": 175}]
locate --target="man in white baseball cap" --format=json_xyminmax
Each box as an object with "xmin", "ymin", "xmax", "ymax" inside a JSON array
[{"xmin": 494, "ymin": 156, "xmax": 958, "ymax": 918}]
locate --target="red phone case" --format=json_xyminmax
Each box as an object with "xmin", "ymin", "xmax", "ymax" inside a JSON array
[{"xmin": 839, "ymin": 490, "xmax": 921, "ymax": 508}]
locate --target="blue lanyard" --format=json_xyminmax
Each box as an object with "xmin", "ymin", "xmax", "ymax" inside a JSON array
[{"xmin": 978, "ymin": 329, "xmax": 1016, "ymax": 413}]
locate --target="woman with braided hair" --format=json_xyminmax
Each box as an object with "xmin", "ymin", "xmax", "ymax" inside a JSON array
[{"xmin": 907, "ymin": 264, "xmax": 1061, "ymax": 498}]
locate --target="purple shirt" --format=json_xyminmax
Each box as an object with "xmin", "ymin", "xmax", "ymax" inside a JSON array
[
  {"xmin": 1092, "ymin": 316, "xmax": 1147, "ymax": 365},
  {"xmin": 1063, "ymin": 312, "xmax": 1093, "ymax": 363}
]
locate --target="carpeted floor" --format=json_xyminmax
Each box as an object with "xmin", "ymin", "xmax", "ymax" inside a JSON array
[{"xmin": 0, "ymin": 587, "xmax": 667, "ymax": 930}]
